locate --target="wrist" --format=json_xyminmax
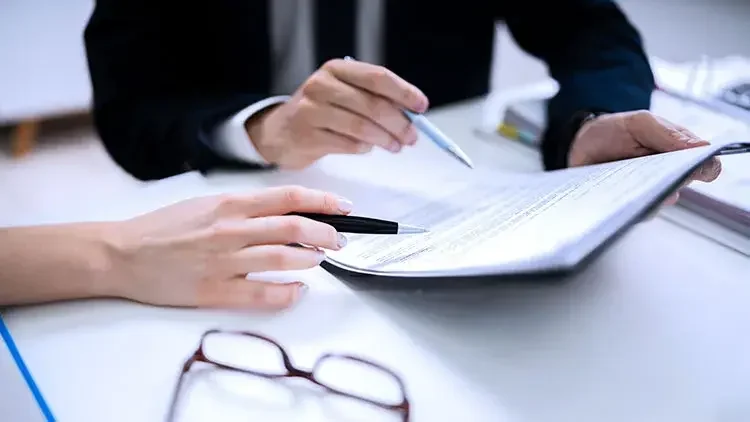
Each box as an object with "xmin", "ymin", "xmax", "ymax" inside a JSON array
[
  {"xmin": 245, "ymin": 102, "xmax": 285, "ymax": 164},
  {"xmin": 0, "ymin": 222, "xmax": 124, "ymax": 305},
  {"xmin": 85, "ymin": 222, "xmax": 129, "ymax": 299},
  {"xmin": 567, "ymin": 110, "xmax": 608, "ymax": 167}
]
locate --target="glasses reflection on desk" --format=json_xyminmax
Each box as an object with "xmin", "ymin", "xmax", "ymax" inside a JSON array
[{"xmin": 166, "ymin": 330, "xmax": 411, "ymax": 422}]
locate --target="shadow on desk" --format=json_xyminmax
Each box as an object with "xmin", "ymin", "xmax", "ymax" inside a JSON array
[{"xmin": 334, "ymin": 266, "xmax": 721, "ymax": 421}]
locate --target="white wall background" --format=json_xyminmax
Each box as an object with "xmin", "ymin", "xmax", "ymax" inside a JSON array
[
  {"xmin": 492, "ymin": 0, "xmax": 750, "ymax": 90},
  {"xmin": 0, "ymin": 0, "xmax": 94, "ymax": 123},
  {"xmin": 1, "ymin": 0, "xmax": 749, "ymax": 124}
]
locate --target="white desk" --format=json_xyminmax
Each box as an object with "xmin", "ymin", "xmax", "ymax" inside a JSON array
[{"xmin": 3, "ymin": 99, "xmax": 750, "ymax": 422}]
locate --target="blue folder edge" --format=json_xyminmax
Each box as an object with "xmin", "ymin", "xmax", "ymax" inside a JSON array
[{"xmin": 0, "ymin": 314, "xmax": 56, "ymax": 421}]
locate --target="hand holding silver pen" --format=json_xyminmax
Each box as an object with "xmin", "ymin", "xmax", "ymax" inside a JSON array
[
  {"xmin": 344, "ymin": 56, "xmax": 474, "ymax": 168},
  {"xmin": 242, "ymin": 57, "xmax": 442, "ymax": 169}
]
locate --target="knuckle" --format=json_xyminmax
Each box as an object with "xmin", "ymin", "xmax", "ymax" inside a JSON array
[
  {"xmin": 296, "ymin": 97, "xmax": 317, "ymax": 120},
  {"xmin": 368, "ymin": 96, "xmax": 391, "ymax": 118},
  {"xmin": 214, "ymin": 193, "xmax": 240, "ymax": 215},
  {"xmin": 300, "ymin": 73, "xmax": 324, "ymax": 97},
  {"xmin": 267, "ymin": 248, "xmax": 292, "ymax": 269},
  {"xmin": 280, "ymin": 217, "xmax": 306, "ymax": 242},
  {"xmin": 629, "ymin": 109, "xmax": 655, "ymax": 124},
  {"xmin": 666, "ymin": 127, "xmax": 685, "ymax": 142},
  {"xmin": 281, "ymin": 185, "xmax": 307, "ymax": 208},
  {"xmin": 322, "ymin": 58, "xmax": 344, "ymax": 72},
  {"xmin": 207, "ymin": 222, "xmax": 237, "ymax": 243},
  {"xmin": 348, "ymin": 115, "xmax": 368, "ymax": 138},
  {"xmin": 322, "ymin": 192, "xmax": 339, "ymax": 213},
  {"xmin": 298, "ymin": 95, "xmax": 316, "ymax": 109},
  {"xmin": 400, "ymin": 88, "xmax": 416, "ymax": 105},
  {"xmin": 369, "ymin": 67, "xmax": 392, "ymax": 85}
]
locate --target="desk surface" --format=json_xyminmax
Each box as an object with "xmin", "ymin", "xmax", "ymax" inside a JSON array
[{"xmin": 3, "ymin": 99, "xmax": 750, "ymax": 422}]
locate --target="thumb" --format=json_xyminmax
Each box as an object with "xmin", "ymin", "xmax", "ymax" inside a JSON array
[
  {"xmin": 197, "ymin": 278, "xmax": 307, "ymax": 310},
  {"xmin": 628, "ymin": 111, "xmax": 709, "ymax": 152}
]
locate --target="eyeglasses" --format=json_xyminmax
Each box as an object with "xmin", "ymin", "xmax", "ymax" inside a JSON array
[{"xmin": 166, "ymin": 329, "xmax": 411, "ymax": 421}]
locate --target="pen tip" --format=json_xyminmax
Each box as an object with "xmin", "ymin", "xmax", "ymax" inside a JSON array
[
  {"xmin": 450, "ymin": 147, "xmax": 474, "ymax": 169},
  {"xmin": 459, "ymin": 154, "xmax": 474, "ymax": 169},
  {"xmin": 398, "ymin": 224, "xmax": 429, "ymax": 235}
]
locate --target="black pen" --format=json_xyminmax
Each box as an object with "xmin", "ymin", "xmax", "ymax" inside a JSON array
[{"xmin": 289, "ymin": 212, "xmax": 428, "ymax": 235}]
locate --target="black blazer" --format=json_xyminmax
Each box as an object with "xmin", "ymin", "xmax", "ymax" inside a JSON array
[{"xmin": 84, "ymin": 0, "xmax": 655, "ymax": 181}]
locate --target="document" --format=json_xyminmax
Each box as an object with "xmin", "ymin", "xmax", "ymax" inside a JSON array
[{"xmin": 325, "ymin": 143, "xmax": 736, "ymax": 278}]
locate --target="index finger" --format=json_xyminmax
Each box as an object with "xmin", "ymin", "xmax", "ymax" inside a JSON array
[
  {"xmin": 233, "ymin": 185, "xmax": 353, "ymax": 217},
  {"xmin": 628, "ymin": 111, "xmax": 709, "ymax": 152},
  {"xmin": 322, "ymin": 59, "xmax": 429, "ymax": 112}
]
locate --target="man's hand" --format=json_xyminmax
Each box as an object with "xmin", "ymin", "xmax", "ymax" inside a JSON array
[
  {"xmin": 568, "ymin": 110, "xmax": 722, "ymax": 204},
  {"xmin": 245, "ymin": 59, "xmax": 429, "ymax": 169}
]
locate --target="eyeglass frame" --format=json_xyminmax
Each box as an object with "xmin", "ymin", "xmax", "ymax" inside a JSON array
[{"xmin": 166, "ymin": 329, "xmax": 411, "ymax": 421}]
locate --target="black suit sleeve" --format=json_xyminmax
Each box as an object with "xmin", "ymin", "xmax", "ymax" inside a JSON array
[
  {"xmin": 503, "ymin": 0, "xmax": 655, "ymax": 170},
  {"xmin": 84, "ymin": 0, "xmax": 273, "ymax": 181}
]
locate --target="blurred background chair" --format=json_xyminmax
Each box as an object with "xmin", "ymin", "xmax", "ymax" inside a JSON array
[{"xmin": 0, "ymin": 0, "xmax": 93, "ymax": 157}]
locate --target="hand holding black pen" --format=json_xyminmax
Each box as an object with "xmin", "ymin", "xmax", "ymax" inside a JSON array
[{"xmin": 288, "ymin": 212, "xmax": 428, "ymax": 235}]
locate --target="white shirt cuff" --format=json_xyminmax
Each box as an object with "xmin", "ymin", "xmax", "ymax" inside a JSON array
[{"xmin": 211, "ymin": 95, "xmax": 290, "ymax": 164}]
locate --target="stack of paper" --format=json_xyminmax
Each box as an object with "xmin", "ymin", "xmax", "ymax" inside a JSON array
[{"xmin": 651, "ymin": 58, "xmax": 750, "ymax": 250}]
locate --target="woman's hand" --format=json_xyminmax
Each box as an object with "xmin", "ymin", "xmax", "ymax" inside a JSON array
[{"xmin": 106, "ymin": 186, "xmax": 352, "ymax": 310}]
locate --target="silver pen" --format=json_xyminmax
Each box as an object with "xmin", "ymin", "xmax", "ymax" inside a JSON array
[{"xmin": 344, "ymin": 56, "xmax": 474, "ymax": 169}]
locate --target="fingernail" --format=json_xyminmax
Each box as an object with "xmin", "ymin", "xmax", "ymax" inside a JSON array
[
  {"xmin": 337, "ymin": 197, "xmax": 353, "ymax": 213},
  {"xmin": 296, "ymin": 282, "xmax": 309, "ymax": 295},
  {"xmin": 289, "ymin": 282, "xmax": 308, "ymax": 304},
  {"xmin": 387, "ymin": 140, "xmax": 401, "ymax": 152},
  {"xmin": 316, "ymin": 250, "xmax": 327, "ymax": 264},
  {"xmin": 337, "ymin": 233, "xmax": 348, "ymax": 249},
  {"xmin": 682, "ymin": 132, "xmax": 705, "ymax": 144}
]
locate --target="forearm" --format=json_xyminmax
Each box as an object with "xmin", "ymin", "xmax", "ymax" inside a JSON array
[
  {"xmin": 84, "ymin": 0, "xmax": 274, "ymax": 181},
  {"xmin": 542, "ymin": 56, "xmax": 654, "ymax": 170},
  {"xmin": 93, "ymin": 94, "xmax": 269, "ymax": 181},
  {"xmin": 505, "ymin": 0, "xmax": 654, "ymax": 169},
  {"xmin": 0, "ymin": 223, "xmax": 118, "ymax": 306}
]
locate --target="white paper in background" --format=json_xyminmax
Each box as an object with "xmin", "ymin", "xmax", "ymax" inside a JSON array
[
  {"xmin": 651, "ymin": 90, "xmax": 750, "ymax": 141},
  {"xmin": 651, "ymin": 55, "xmax": 750, "ymax": 100},
  {"xmin": 659, "ymin": 205, "xmax": 750, "ymax": 256},
  {"xmin": 326, "ymin": 146, "xmax": 718, "ymax": 274}
]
